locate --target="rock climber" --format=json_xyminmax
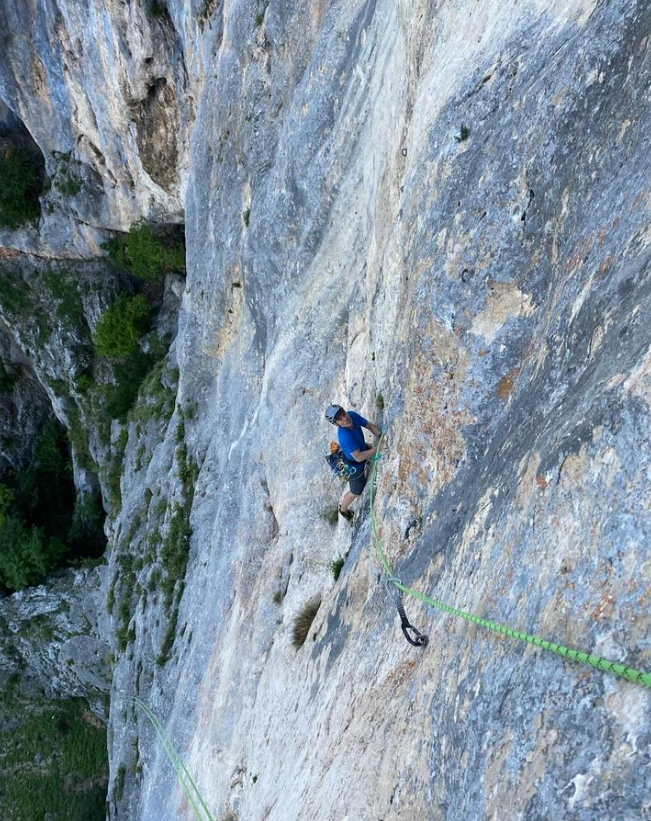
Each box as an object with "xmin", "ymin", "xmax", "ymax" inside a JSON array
[{"xmin": 325, "ymin": 404, "xmax": 384, "ymax": 520}]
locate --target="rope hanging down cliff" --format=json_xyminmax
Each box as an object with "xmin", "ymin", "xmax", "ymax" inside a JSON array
[
  {"xmin": 122, "ymin": 696, "xmax": 216, "ymax": 821},
  {"xmin": 369, "ymin": 432, "xmax": 651, "ymax": 690}
]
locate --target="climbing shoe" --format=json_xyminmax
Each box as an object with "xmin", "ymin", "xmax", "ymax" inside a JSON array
[{"xmin": 338, "ymin": 507, "xmax": 354, "ymax": 521}]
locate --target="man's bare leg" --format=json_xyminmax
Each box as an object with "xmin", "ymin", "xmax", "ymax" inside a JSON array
[{"xmin": 340, "ymin": 491, "xmax": 358, "ymax": 514}]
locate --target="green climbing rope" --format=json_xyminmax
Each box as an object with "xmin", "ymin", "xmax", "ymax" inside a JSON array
[
  {"xmin": 369, "ymin": 433, "xmax": 651, "ymax": 689},
  {"xmin": 126, "ymin": 696, "xmax": 216, "ymax": 821}
]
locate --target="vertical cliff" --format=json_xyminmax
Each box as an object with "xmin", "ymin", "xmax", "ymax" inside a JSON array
[{"xmin": 1, "ymin": 1, "xmax": 651, "ymax": 820}]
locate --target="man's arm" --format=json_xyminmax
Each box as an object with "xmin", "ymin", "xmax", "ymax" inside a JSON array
[
  {"xmin": 351, "ymin": 445, "xmax": 378, "ymax": 462},
  {"xmin": 364, "ymin": 421, "xmax": 382, "ymax": 437}
]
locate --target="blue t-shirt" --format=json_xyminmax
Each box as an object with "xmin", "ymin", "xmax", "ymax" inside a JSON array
[{"xmin": 338, "ymin": 411, "xmax": 369, "ymax": 463}]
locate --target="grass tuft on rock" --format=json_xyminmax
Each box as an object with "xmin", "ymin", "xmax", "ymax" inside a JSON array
[
  {"xmin": 291, "ymin": 597, "xmax": 321, "ymax": 649},
  {"xmin": 320, "ymin": 505, "xmax": 339, "ymax": 527},
  {"xmin": 329, "ymin": 557, "xmax": 345, "ymax": 582}
]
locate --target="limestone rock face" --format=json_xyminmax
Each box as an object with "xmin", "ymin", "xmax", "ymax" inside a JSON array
[
  {"xmin": 0, "ymin": 0, "xmax": 191, "ymax": 257},
  {"xmin": 2, "ymin": 0, "xmax": 651, "ymax": 820},
  {"xmin": 0, "ymin": 566, "xmax": 110, "ymax": 711}
]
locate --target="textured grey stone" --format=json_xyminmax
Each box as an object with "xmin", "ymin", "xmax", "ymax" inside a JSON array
[{"xmin": 2, "ymin": 0, "xmax": 651, "ymax": 820}]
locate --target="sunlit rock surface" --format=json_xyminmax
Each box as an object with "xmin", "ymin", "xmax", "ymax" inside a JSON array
[{"xmin": 1, "ymin": 0, "xmax": 651, "ymax": 819}]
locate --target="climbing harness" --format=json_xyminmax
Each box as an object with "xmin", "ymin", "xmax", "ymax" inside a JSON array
[
  {"xmin": 122, "ymin": 696, "xmax": 216, "ymax": 821},
  {"xmin": 370, "ymin": 433, "xmax": 651, "ymax": 689},
  {"xmin": 326, "ymin": 441, "xmax": 358, "ymax": 481}
]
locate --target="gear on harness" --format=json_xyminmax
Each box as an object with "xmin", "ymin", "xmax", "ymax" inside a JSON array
[
  {"xmin": 326, "ymin": 441, "xmax": 357, "ymax": 480},
  {"xmin": 386, "ymin": 578, "xmax": 428, "ymax": 647}
]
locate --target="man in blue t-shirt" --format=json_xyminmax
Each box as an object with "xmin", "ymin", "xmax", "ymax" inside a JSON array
[{"xmin": 325, "ymin": 404, "xmax": 383, "ymax": 520}]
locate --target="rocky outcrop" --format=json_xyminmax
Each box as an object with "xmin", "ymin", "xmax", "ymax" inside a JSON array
[
  {"xmin": 0, "ymin": 565, "xmax": 110, "ymax": 712},
  {"xmin": 2, "ymin": 1, "xmax": 651, "ymax": 820},
  {"xmin": 0, "ymin": 0, "xmax": 191, "ymax": 258}
]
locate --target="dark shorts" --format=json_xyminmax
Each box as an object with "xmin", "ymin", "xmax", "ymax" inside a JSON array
[{"xmin": 349, "ymin": 463, "xmax": 368, "ymax": 496}]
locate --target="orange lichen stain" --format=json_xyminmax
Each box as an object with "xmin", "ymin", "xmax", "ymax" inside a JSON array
[
  {"xmin": 0, "ymin": 247, "xmax": 20, "ymax": 260},
  {"xmin": 630, "ymin": 191, "xmax": 645, "ymax": 211},
  {"xmin": 383, "ymin": 659, "xmax": 419, "ymax": 690},
  {"xmin": 497, "ymin": 367, "xmax": 520, "ymax": 402},
  {"xmin": 592, "ymin": 593, "xmax": 616, "ymax": 620},
  {"xmin": 536, "ymin": 475, "xmax": 549, "ymax": 490},
  {"xmin": 564, "ymin": 237, "xmax": 594, "ymax": 275},
  {"xmin": 596, "ymin": 254, "xmax": 613, "ymax": 281}
]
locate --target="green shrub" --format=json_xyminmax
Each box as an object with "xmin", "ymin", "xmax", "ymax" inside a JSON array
[
  {"xmin": 114, "ymin": 763, "xmax": 127, "ymax": 802},
  {"xmin": 0, "ymin": 516, "xmax": 66, "ymax": 592},
  {"xmin": 291, "ymin": 597, "xmax": 321, "ymax": 648},
  {"xmin": 149, "ymin": 0, "xmax": 167, "ymax": 18},
  {"xmin": 376, "ymin": 393, "xmax": 385, "ymax": 410},
  {"xmin": 105, "ymin": 350, "xmax": 156, "ymax": 421},
  {"xmin": 94, "ymin": 294, "xmax": 151, "ymax": 359},
  {"xmin": 0, "ymin": 360, "xmax": 18, "ymax": 392},
  {"xmin": 0, "ymin": 484, "xmax": 14, "ymax": 528},
  {"xmin": 320, "ymin": 505, "xmax": 339, "ymax": 527},
  {"xmin": 0, "ymin": 146, "xmax": 41, "ymax": 229},
  {"xmin": 329, "ymin": 557, "xmax": 345, "ymax": 582},
  {"xmin": 56, "ymin": 174, "xmax": 82, "ymax": 197},
  {"xmin": 42, "ymin": 268, "xmax": 84, "ymax": 328},
  {"xmin": 455, "ymin": 124, "xmax": 470, "ymax": 143},
  {"xmin": 0, "ymin": 268, "xmax": 29, "ymax": 315},
  {"xmin": 160, "ymin": 503, "xmax": 191, "ymax": 609},
  {"xmin": 68, "ymin": 490, "xmax": 105, "ymax": 550},
  {"xmin": 103, "ymin": 222, "xmax": 185, "ymax": 281}
]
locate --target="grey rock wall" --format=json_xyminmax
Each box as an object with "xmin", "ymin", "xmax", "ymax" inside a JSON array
[
  {"xmin": 1, "ymin": 0, "xmax": 651, "ymax": 820},
  {"xmin": 0, "ymin": 565, "xmax": 110, "ymax": 712},
  {"xmin": 0, "ymin": 0, "xmax": 191, "ymax": 257}
]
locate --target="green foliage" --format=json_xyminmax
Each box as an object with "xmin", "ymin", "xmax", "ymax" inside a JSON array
[
  {"xmin": 149, "ymin": 0, "xmax": 168, "ymax": 19},
  {"xmin": 42, "ymin": 268, "xmax": 84, "ymax": 328},
  {"xmin": 0, "ymin": 516, "xmax": 66, "ymax": 591},
  {"xmin": 0, "ymin": 416, "xmax": 105, "ymax": 590},
  {"xmin": 243, "ymin": 208, "xmax": 251, "ymax": 226},
  {"xmin": 321, "ymin": 505, "xmax": 339, "ymax": 527},
  {"xmin": 107, "ymin": 576, "xmax": 117, "ymax": 615},
  {"xmin": 376, "ymin": 393, "xmax": 385, "ymax": 410},
  {"xmin": 103, "ymin": 222, "xmax": 185, "ymax": 281},
  {"xmin": 255, "ymin": 11, "xmax": 264, "ymax": 25},
  {"xmin": 0, "ymin": 692, "xmax": 108, "ymax": 821},
  {"xmin": 106, "ymin": 429, "xmax": 128, "ymax": 510},
  {"xmin": 114, "ymin": 763, "xmax": 127, "ymax": 802},
  {"xmin": 160, "ymin": 503, "xmax": 191, "ymax": 610},
  {"xmin": 0, "ymin": 359, "xmax": 18, "ymax": 392},
  {"xmin": 105, "ymin": 350, "xmax": 158, "ymax": 421},
  {"xmin": 156, "ymin": 432, "xmax": 196, "ymax": 665},
  {"xmin": 67, "ymin": 404, "xmax": 96, "ymax": 470},
  {"xmin": 157, "ymin": 605, "xmax": 179, "ymax": 667},
  {"xmin": 13, "ymin": 418, "xmax": 76, "ymax": 543},
  {"xmin": 56, "ymin": 174, "xmax": 82, "ymax": 197},
  {"xmin": 94, "ymin": 294, "xmax": 152, "ymax": 359},
  {"xmin": 0, "ymin": 267, "xmax": 29, "ymax": 315},
  {"xmin": 68, "ymin": 489, "xmax": 105, "ymax": 549},
  {"xmin": 329, "ymin": 557, "xmax": 345, "ymax": 582},
  {"xmin": 272, "ymin": 590, "xmax": 283, "ymax": 605},
  {"xmin": 0, "ymin": 483, "xmax": 14, "ymax": 528},
  {"xmin": 291, "ymin": 598, "xmax": 321, "ymax": 648},
  {"xmin": 0, "ymin": 146, "xmax": 41, "ymax": 229},
  {"xmin": 455, "ymin": 123, "xmax": 470, "ymax": 143}
]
